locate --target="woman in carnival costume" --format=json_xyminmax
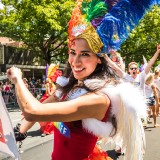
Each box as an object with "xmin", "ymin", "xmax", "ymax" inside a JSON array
[{"xmin": 7, "ymin": 0, "xmax": 160, "ymax": 159}]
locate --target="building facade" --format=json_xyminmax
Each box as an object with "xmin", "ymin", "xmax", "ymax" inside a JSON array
[{"xmin": 0, "ymin": 37, "xmax": 64, "ymax": 80}]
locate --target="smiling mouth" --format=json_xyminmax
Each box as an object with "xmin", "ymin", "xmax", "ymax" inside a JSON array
[{"xmin": 73, "ymin": 67, "xmax": 85, "ymax": 72}]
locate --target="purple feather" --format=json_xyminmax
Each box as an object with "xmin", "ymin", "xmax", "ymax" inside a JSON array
[
  {"xmin": 104, "ymin": 0, "xmax": 121, "ymax": 11},
  {"xmin": 91, "ymin": 16, "xmax": 104, "ymax": 28}
]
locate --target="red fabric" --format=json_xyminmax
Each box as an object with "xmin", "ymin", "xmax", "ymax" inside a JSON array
[
  {"xmin": 4, "ymin": 85, "xmax": 10, "ymax": 92},
  {"xmin": 0, "ymin": 119, "xmax": 6, "ymax": 143},
  {"xmin": 51, "ymin": 121, "xmax": 98, "ymax": 160},
  {"xmin": 39, "ymin": 93, "xmax": 49, "ymax": 103},
  {"xmin": 84, "ymin": 145, "xmax": 109, "ymax": 160},
  {"xmin": 51, "ymin": 106, "xmax": 110, "ymax": 160}
]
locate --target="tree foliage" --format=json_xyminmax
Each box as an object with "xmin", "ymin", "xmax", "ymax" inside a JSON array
[
  {"xmin": 0, "ymin": 2, "xmax": 159, "ymax": 68},
  {"xmin": 0, "ymin": 0, "xmax": 75, "ymax": 64},
  {"xmin": 119, "ymin": 5, "xmax": 160, "ymax": 68}
]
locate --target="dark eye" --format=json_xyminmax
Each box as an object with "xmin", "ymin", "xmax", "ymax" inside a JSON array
[
  {"xmin": 81, "ymin": 53, "xmax": 89, "ymax": 56},
  {"xmin": 69, "ymin": 51, "xmax": 75, "ymax": 55}
]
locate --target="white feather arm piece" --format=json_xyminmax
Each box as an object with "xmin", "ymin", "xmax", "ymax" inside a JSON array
[
  {"xmin": 105, "ymin": 83, "xmax": 147, "ymax": 160},
  {"xmin": 56, "ymin": 76, "xmax": 69, "ymax": 87},
  {"xmin": 82, "ymin": 119, "xmax": 113, "ymax": 138},
  {"xmin": 55, "ymin": 76, "xmax": 69, "ymax": 98},
  {"xmin": 83, "ymin": 79, "xmax": 147, "ymax": 160}
]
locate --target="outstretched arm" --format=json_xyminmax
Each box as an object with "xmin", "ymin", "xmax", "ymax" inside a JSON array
[
  {"xmin": 145, "ymin": 44, "xmax": 160, "ymax": 74},
  {"xmin": 7, "ymin": 67, "xmax": 110, "ymax": 122},
  {"xmin": 104, "ymin": 54, "xmax": 124, "ymax": 78}
]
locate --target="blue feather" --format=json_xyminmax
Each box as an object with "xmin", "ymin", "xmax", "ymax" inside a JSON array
[{"xmin": 97, "ymin": 0, "xmax": 160, "ymax": 53}]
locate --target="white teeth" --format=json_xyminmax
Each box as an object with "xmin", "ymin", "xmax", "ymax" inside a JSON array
[{"xmin": 74, "ymin": 68, "xmax": 83, "ymax": 71}]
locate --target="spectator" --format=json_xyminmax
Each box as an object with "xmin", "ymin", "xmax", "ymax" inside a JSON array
[
  {"xmin": 2, "ymin": 81, "xmax": 11, "ymax": 104},
  {"xmin": 145, "ymin": 73, "xmax": 160, "ymax": 127},
  {"xmin": 153, "ymin": 69, "xmax": 160, "ymax": 115}
]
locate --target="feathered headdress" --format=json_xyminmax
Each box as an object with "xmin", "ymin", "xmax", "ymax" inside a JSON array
[{"xmin": 68, "ymin": 0, "xmax": 160, "ymax": 56}]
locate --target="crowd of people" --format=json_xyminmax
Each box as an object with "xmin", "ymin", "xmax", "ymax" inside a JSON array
[{"xmin": 0, "ymin": 77, "xmax": 52, "ymax": 104}]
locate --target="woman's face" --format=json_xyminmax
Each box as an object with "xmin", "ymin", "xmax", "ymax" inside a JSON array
[
  {"xmin": 128, "ymin": 64, "xmax": 138, "ymax": 76},
  {"xmin": 68, "ymin": 38, "xmax": 101, "ymax": 80}
]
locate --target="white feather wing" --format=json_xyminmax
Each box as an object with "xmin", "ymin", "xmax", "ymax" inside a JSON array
[
  {"xmin": 104, "ymin": 83, "xmax": 147, "ymax": 160},
  {"xmin": 83, "ymin": 79, "xmax": 147, "ymax": 160}
]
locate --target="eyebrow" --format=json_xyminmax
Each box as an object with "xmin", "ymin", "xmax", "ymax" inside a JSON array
[{"xmin": 70, "ymin": 49, "xmax": 90, "ymax": 53}]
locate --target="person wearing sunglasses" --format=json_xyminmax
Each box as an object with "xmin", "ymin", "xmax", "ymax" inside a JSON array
[
  {"xmin": 125, "ymin": 44, "xmax": 160, "ymax": 93},
  {"xmin": 105, "ymin": 44, "xmax": 160, "ymax": 93},
  {"xmin": 106, "ymin": 44, "xmax": 160, "ymax": 94}
]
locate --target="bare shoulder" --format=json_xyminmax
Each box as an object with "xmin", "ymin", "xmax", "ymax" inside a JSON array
[
  {"xmin": 73, "ymin": 92, "xmax": 110, "ymax": 120},
  {"xmin": 78, "ymin": 92, "xmax": 110, "ymax": 105}
]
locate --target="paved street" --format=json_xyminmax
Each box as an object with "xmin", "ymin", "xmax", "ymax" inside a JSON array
[
  {"xmin": 109, "ymin": 116, "xmax": 160, "ymax": 160},
  {"xmin": 7, "ymin": 104, "xmax": 160, "ymax": 160}
]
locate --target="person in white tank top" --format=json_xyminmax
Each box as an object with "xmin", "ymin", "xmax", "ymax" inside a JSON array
[
  {"xmin": 145, "ymin": 73, "xmax": 160, "ymax": 127},
  {"xmin": 153, "ymin": 69, "xmax": 160, "ymax": 115}
]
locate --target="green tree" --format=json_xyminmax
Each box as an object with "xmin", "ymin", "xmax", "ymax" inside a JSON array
[
  {"xmin": 0, "ymin": 0, "xmax": 75, "ymax": 64},
  {"xmin": 119, "ymin": 5, "xmax": 160, "ymax": 68}
]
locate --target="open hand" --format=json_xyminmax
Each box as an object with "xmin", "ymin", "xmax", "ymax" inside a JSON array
[{"xmin": 7, "ymin": 67, "xmax": 22, "ymax": 84}]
